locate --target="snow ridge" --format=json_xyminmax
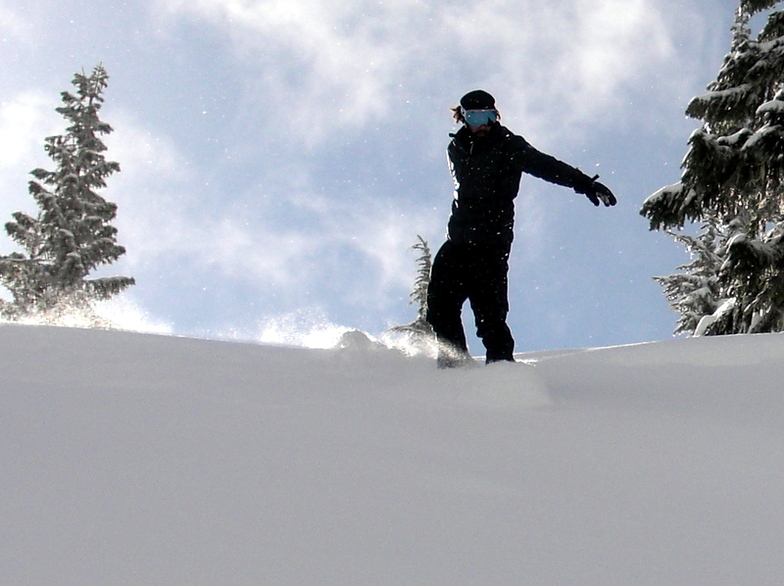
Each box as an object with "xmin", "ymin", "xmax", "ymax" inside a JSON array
[{"xmin": 3, "ymin": 324, "xmax": 784, "ymax": 585}]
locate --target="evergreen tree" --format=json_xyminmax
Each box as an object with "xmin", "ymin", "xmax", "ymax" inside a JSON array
[
  {"xmin": 641, "ymin": 2, "xmax": 784, "ymax": 334},
  {"xmin": 0, "ymin": 64, "xmax": 134, "ymax": 321},
  {"xmin": 653, "ymin": 219, "xmax": 729, "ymax": 335},
  {"xmin": 389, "ymin": 235, "xmax": 434, "ymax": 340}
]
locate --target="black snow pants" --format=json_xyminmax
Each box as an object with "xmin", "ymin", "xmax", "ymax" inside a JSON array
[{"xmin": 426, "ymin": 239, "xmax": 515, "ymax": 363}]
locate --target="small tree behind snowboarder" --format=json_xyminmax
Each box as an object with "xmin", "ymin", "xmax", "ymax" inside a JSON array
[
  {"xmin": 389, "ymin": 235, "xmax": 434, "ymax": 342},
  {"xmin": 0, "ymin": 64, "xmax": 134, "ymax": 322}
]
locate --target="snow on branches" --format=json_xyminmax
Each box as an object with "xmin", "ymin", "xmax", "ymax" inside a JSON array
[{"xmin": 642, "ymin": 2, "xmax": 784, "ymax": 335}]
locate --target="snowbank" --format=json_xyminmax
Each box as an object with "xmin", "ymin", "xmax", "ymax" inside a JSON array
[{"xmin": 2, "ymin": 324, "xmax": 784, "ymax": 585}]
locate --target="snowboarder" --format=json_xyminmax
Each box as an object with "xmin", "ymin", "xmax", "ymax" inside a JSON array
[{"xmin": 427, "ymin": 90, "xmax": 616, "ymax": 368}]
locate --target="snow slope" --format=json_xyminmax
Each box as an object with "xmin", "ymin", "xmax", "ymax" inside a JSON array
[{"xmin": 2, "ymin": 324, "xmax": 784, "ymax": 585}]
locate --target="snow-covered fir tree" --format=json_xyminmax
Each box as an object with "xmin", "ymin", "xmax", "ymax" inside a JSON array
[
  {"xmin": 641, "ymin": 1, "xmax": 784, "ymax": 334},
  {"xmin": 653, "ymin": 219, "xmax": 729, "ymax": 335},
  {"xmin": 0, "ymin": 64, "xmax": 134, "ymax": 322},
  {"xmin": 389, "ymin": 235, "xmax": 434, "ymax": 341}
]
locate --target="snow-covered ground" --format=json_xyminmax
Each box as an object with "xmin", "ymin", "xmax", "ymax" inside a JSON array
[{"xmin": 3, "ymin": 323, "xmax": 784, "ymax": 585}]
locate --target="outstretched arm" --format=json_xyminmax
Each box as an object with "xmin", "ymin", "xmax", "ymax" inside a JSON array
[{"xmin": 513, "ymin": 139, "xmax": 617, "ymax": 207}]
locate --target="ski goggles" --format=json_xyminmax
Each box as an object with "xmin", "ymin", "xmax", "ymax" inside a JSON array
[{"xmin": 462, "ymin": 108, "xmax": 497, "ymax": 127}]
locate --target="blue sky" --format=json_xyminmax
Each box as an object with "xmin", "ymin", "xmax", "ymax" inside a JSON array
[{"xmin": 0, "ymin": 0, "xmax": 747, "ymax": 352}]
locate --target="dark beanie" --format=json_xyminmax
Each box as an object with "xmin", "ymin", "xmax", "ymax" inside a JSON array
[{"xmin": 460, "ymin": 89, "xmax": 495, "ymax": 110}]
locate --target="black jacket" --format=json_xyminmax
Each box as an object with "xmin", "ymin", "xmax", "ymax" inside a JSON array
[{"xmin": 446, "ymin": 122, "xmax": 594, "ymax": 248}]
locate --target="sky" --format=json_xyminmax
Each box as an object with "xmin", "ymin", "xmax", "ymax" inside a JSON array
[{"xmin": 0, "ymin": 0, "xmax": 753, "ymax": 352}]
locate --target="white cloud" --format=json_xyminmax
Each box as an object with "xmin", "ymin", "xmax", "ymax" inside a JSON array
[
  {"xmin": 570, "ymin": 0, "xmax": 675, "ymax": 94},
  {"xmin": 442, "ymin": 0, "xmax": 681, "ymax": 141},
  {"xmin": 104, "ymin": 110, "xmax": 431, "ymax": 310},
  {"xmin": 0, "ymin": 2, "xmax": 34, "ymax": 44},
  {"xmin": 104, "ymin": 115, "xmax": 200, "ymax": 256},
  {"xmin": 154, "ymin": 0, "xmax": 691, "ymax": 145},
  {"xmin": 0, "ymin": 91, "xmax": 51, "ymax": 167},
  {"xmin": 155, "ymin": 0, "xmax": 414, "ymax": 140},
  {"xmin": 106, "ymin": 115, "xmax": 307, "ymax": 286}
]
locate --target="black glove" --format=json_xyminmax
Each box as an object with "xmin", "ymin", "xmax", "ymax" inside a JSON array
[{"xmin": 582, "ymin": 174, "xmax": 617, "ymax": 207}]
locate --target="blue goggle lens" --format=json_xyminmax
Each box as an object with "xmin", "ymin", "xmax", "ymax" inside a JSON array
[{"xmin": 463, "ymin": 109, "xmax": 497, "ymax": 127}]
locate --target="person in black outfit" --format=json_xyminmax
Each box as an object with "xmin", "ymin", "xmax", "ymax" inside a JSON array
[{"xmin": 426, "ymin": 90, "xmax": 616, "ymax": 367}]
